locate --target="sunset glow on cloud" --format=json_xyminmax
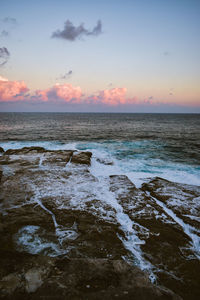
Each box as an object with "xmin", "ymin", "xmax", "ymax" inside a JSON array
[
  {"xmin": 0, "ymin": 76, "xmax": 199, "ymax": 111},
  {"xmin": 98, "ymin": 88, "xmax": 127, "ymax": 106},
  {"xmin": 0, "ymin": 77, "xmax": 137, "ymax": 106},
  {"xmin": 35, "ymin": 83, "xmax": 82, "ymax": 102},
  {"xmin": 0, "ymin": 78, "xmax": 132, "ymax": 106},
  {"xmin": 0, "ymin": 76, "xmax": 29, "ymax": 101}
]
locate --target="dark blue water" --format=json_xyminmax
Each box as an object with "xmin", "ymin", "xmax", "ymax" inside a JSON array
[{"xmin": 0, "ymin": 113, "xmax": 199, "ymax": 186}]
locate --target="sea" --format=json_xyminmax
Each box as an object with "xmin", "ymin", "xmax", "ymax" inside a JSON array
[{"xmin": 0, "ymin": 112, "xmax": 199, "ymax": 188}]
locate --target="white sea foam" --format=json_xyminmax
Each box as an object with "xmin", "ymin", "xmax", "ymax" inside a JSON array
[
  {"xmin": 14, "ymin": 225, "xmax": 71, "ymax": 257},
  {"xmin": 90, "ymin": 157, "xmax": 156, "ymax": 281},
  {"xmin": 14, "ymin": 193, "xmax": 79, "ymax": 256},
  {"xmin": 183, "ymin": 215, "xmax": 200, "ymax": 222},
  {"xmin": 76, "ymin": 141, "xmax": 200, "ymax": 188},
  {"xmin": 29, "ymin": 190, "xmax": 79, "ymax": 253},
  {"xmin": 56, "ymin": 223, "xmax": 79, "ymax": 246},
  {"xmin": 0, "ymin": 141, "xmax": 77, "ymax": 151}
]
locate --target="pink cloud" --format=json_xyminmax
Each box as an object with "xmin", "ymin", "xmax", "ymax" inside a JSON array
[
  {"xmin": 99, "ymin": 87, "xmax": 127, "ymax": 106},
  {"xmin": 35, "ymin": 83, "xmax": 82, "ymax": 102},
  {"xmin": 0, "ymin": 77, "xmax": 29, "ymax": 101},
  {"xmin": 88, "ymin": 87, "xmax": 138, "ymax": 106},
  {"xmin": 0, "ymin": 77, "xmax": 138, "ymax": 106},
  {"xmin": 0, "ymin": 77, "xmax": 165, "ymax": 109}
]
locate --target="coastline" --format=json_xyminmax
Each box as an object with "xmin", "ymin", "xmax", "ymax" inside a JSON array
[{"xmin": 0, "ymin": 146, "xmax": 199, "ymax": 299}]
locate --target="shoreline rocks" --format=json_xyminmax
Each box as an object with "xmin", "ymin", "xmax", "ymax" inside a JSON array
[
  {"xmin": 0, "ymin": 147, "xmax": 4, "ymax": 153},
  {"xmin": 0, "ymin": 253, "xmax": 181, "ymax": 299},
  {"xmin": 0, "ymin": 147, "xmax": 199, "ymax": 299},
  {"xmin": 71, "ymin": 151, "xmax": 92, "ymax": 165},
  {"xmin": 4, "ymin": 146, "xmax": 46, "ymax": 155}
]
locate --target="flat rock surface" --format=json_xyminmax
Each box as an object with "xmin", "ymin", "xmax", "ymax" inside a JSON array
[
  {"xmin": 71, "ymin": 151, "xmax": 92, "ymax": 165},
  {"xmin": 0, "ymin": 147, "xmax": 199, "ymax": 299},
  {"xmin": 0, "ymin": 254, "xmax": 180, "ymax": 300}
]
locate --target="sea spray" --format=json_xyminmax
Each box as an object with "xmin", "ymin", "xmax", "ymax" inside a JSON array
[{"xmin": 90, "ymin": 156, "xmax": 156, "ymax": 282}]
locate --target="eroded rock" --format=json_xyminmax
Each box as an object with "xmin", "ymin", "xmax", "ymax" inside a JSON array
[
  {"xmin": 42, "ymin": 150, "xmax": 73, "ymax": 167},
  {"xmin": 142, "ymin": 177, "xmax": 200, "ymax": 229},
  {"xmin": 5, "ymin": 146, "xmax": 46, "ymax": 155},
  {"xmin": 71, "ymin": 151, "xmax": 92, "ymax": 165},
  {"xmin": 109, "ymin": 175, "xmax": 200, "ymax": 300},
  {"xmin": 0, "ymin": 147, "xmax": 4, "ymax": 153},
  {"xmin": 0, "ymin": 148, "xmax": 199, "ymax": 299},
  {"xmin": 0, "ymin": 273, "xmax": 21, "ymax": 294},
  {"xmin": 25, "ymin": 268, "xmax": 46, "ymax": 293},
  {"xmin": 0, "ymin": 256, "xmax": 181, "ymax": 299}
]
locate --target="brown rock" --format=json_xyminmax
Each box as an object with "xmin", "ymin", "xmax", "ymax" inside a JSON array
[
  {"xmin": 42, "ymin": 150, "xmax": 73, "ymax": 167},
  {"xmin": 142, "ymin": 177, "xmax": 200, "ymax": 229},
  {"xmin": 0, "ymin": 256, "xmax": 181, "ymax": 300},
  {"xmin": 0, "ymin": 147, "xmax": 4, "ymax": 153},
  {"xmin": 71, "ymin": 151, "xmax": 92, "ymax": 165},
  {"xmin": 25, "ymin": 268, "xmax": 46, "ymax": 293},
  {"xmin": 96, "ymin": 158, "xmax": 113, "ymax": 165},
  {"xmin": 5, "ymin": 146, "xmax": 46, "ymax": 155},
  {"xmin": 0, "ymin": 148, "xmax": 198, "ymax": 300},
  {"xmin": 109, "ymin": 175, "xmax": 200, "ymax": 300},
  {"xmin": 0, "ymin": 273, "xmax": 21, "ymax": 294}
]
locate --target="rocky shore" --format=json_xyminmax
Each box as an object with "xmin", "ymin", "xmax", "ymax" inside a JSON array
[{"xmin": 0, "ymin": 147, "xmax": 199, "ymax": 299}]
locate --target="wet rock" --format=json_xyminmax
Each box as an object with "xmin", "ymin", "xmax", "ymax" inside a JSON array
[
  {"xmin": 0, "ymin": 252, "xmax": 55, "ymax": 298},
  {"xmin": 56, "ymin": 210, "xmax": 127, "ymax": 259},
  {"xmin": 0, "ymin": 149, "xmax": 122, "ymax": 260},
  {"xmin": 0, "ymin": 204, "xmax": 55, "ymax": 257},
  {"xmin": 0, "ymin": 273, "xmax": 21, "ymax": 294},
  {"xmin": 0, "ymin": 156, "xmax": 10, "ymax": 165},
  {"xmin": 142, "ymin": 177, "xmax": 200, "ymax": 229},
  {"xmin": 25, "ymin": 267, "xmax": 46, "ymax": 293},
  {"xmin": 96, "ymin": 157, "xmax": 113, "ymax": 165},
  {"xmin": 0, "ymin": 147, "xmax": 4, "ymax": 153},
  {"xmin": 0, "ymin": 155, "xmax": 40, "ymax": 168},
  {"xmin": 0, "ymin": 148, "xmax": 198, "ymax": 299},
  {"xmin": 0, "ymin": 256, "xmax": 181, "ymax": 300},
  {"xmin": 51, "ymin": 258, "xmax": 181, "ymax": 300},
  {"xmin": 0, "ymin": 169, "xmax": 35, "ymax": 210},
  {"xmin": 71, "ymin": 151, "xmax": 92, "ymax": 165},
  {"xmin": 5, "ymin": 146, "xmax": 46, "ymax": 155},
  {"xmin": 109, "ymin": 175, "xmax": 200, "ymax": 300},
  {"xmin": 42, "ymin": 150, "xmax": 73, "ymax": 167}
]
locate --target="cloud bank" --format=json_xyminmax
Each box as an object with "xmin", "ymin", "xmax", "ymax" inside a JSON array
[
  {"xmin": 35, "ymin": 83, "xmax": 82, "ymax": 102},
  {"xmin": 0, "ymin": 77, "xmax": 199, "ymax": 113},
  {"xmin": 98, "ymin": 88, "xmax": 128, "ymax": 106},
  {"xmin": 0, "ymin": 77, "xmax": 133, "ymax": 105},
  {"xmin": 0, "ymin": 76, "xmax": 29, "ymax": 101},
  {"xmin": 51, "ymin": 20, "xmax": 102, "ymax": 41}
]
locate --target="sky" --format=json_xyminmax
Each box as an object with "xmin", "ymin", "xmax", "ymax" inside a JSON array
[{"xmin": 0, "ymin": 0, "xmax": 200, "ymax": 112}]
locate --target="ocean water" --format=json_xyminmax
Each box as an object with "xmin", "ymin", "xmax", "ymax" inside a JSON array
[{"xmin": 0, "ymin": 112, "xmax": 199, "ymax": 187}]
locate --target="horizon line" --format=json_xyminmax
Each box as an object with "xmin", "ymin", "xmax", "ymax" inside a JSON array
[{"xmin": 0, "ymin": 111, "xmax": 200, "ymax": 114}]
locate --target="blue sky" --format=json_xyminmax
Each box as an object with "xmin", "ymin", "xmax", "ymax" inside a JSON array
[{"xmin": 0, "ymin": 0, "xmax": 200, "ymax": 112}]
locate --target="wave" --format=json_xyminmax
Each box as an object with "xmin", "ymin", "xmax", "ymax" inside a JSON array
[{"xmin": 1, "ymin": 140, "xmax": 199, "ymax": 188}]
